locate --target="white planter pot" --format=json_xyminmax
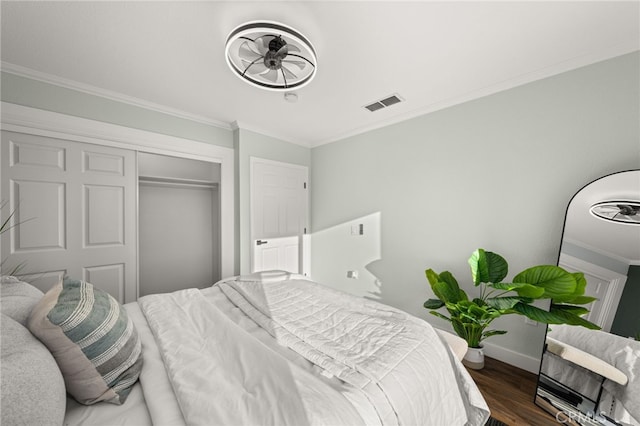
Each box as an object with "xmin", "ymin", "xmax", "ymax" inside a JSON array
[{"xmin": 463, "ymin": 346, "xmax": 485, "ymax": 370}]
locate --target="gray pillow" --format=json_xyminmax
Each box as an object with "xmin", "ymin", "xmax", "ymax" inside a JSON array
[
  {"xmin": 28, "ymin": 277, "xmax": 143, "ymax": 405},
  {"xmin": 0, "ymin": 276, "xmax": 44, "ymax": 325},
  {"xmin": 1, "ymin": 313, "xmax": 66, "ymax": 426}
]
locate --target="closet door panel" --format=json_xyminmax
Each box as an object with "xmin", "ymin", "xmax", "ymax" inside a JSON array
[
  {"xmin": 84, "ymin": 263, "xmax": 125, "ymax": 301},
  {"xmin": 11, "ymin": 179, "xmax": 66, "ymax": 251},
  {"xmin": 83, "ymin": 184, "xmax": 125, "ymax": 246},
  {"xmin": 1, "ymin": 131, "xmax": 137, "ymax": 303},
  {"xmin": 10, "ymin": 141, "xmax": 65, "ymax": 170},
  {"xmin": 83, "ymin": 150, "xmax": 124, "ymax": 175}
]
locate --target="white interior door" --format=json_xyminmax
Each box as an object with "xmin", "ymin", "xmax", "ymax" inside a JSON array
[
  {"xmin": 1, "ymin": 131, "xmax": 137, "ymax": 303},
  {"xmin": 252, "ymin": 236, "xmax": 300, "ymax": 273},
  {"xmin": 250, "ymin": 158, "xmax": 308, "ymax": 274}
]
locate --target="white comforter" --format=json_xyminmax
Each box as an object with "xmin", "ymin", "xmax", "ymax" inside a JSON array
[
  {"xmin": 218, "ymin": 274, "xmax": 489, "ymax": 426},
  {"xmin": 132, "ymin": 274, "xmax": 489, "ymax": 426}
]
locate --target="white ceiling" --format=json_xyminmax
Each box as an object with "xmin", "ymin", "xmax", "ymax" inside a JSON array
[{"xmin": 1, "ymin": 1, "xmax": 639, "ymax": 147}]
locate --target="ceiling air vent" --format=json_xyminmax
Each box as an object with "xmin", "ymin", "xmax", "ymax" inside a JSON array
[{"xmin": 364, "ymin": 94, "xmax": 404, "ymax": 112}]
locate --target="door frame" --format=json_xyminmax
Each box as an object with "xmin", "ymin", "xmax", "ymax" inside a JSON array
[
  {"xmin": 1, "ymin": 102, "xmax": 235, "ymax": 289},
  {"xmin": 249, "ymin": 156, "xmax": 309, "ymax": 275}
]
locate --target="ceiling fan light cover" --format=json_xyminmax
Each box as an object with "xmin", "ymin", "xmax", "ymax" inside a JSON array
[
  {"xmin": 589, "ymin": 201, "xmax": 640, "ymax": 225},
  {"xmin": 225, "ymin": 21, "xmax": 317, "ymax": 91}
]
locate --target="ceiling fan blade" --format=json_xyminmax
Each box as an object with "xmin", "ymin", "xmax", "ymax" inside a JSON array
[
  {"xmin": 287, "ymin": 43, "xmax": 301, "ymax": 53},
  {"xmin": 239, "ymin": 41, "xmax": 262, "ymax": 60},
  {"xmin": 281, "ymin": 64, "xmax": 297, "ymax": 79},
  {"xmin": 599, "ymin": 206, "xmax": 622, "ymax": 214},
  {"xmin": 281, "ymin": 59, "xmax": 306, "ymax": 71},
  {"xmin": 244, "ymin": 61, "xmax": 268, "ymax": 75},
  {"xmin": 276, "ymin": 44, "xmax": 289, "ymax": 59},
  {"xmin": 253, "ymin": 35, "xmax": 271, "ymax": 54},
  {"xmin": 263, "ymin": 69, "xmax": 279, "ymax": 82}
]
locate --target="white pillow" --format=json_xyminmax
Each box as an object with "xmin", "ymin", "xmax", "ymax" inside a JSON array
[
  {"xmin": 28, "ymin": 278, "xmax": 143, "ymax": 405},
  {"xmin": 1, "ymin": 313, "xmax": 66, "ymax": 425}
]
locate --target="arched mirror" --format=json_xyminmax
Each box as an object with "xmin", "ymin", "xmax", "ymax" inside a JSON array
[{"xmin": 535, "ymin": 170, "xmax": 640, "ymax": 426}]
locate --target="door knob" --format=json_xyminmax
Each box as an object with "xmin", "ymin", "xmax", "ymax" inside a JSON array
[{"xmin": 256, "ymin": 240, "xmax": 268, "ymax": 246}]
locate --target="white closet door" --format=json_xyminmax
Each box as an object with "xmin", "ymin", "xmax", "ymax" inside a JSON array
[{"xmin": 1, "ymin": 131, "xmax": 137, "ymax": 303}]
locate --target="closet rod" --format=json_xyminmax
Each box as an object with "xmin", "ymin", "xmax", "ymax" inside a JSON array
[{"xmin": 138, "ymin": 176, "xmax": 218, "ymax": 189}]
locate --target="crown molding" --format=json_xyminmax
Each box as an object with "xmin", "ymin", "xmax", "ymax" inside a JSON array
[
  {"xmin": 1, "ymin": 61, "xmax": 233, "ymax": 131},
  {"xmin": 232, "ymin": 120, "xmax": 311, "ymax": 148}
]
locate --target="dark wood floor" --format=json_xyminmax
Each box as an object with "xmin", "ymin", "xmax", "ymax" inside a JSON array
[{"xmin": 467, "ymin": 356, "xmax": 556, "ymax": 425}]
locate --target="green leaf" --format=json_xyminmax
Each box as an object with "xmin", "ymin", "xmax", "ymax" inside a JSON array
[
  {"xmin": 513, "ymin": 265, "xmax": 577, "ymax": 298},
  {"xmin": 572, "ymin": 272, "xmax": 587, "ymax": 295},
  {"xmin": 445, "ymin": 302, "xmax": 463, "ymax": 315},
  {"xmin": 460, "ymin": 312, "xmax": 483, "ymax": 324},
  {"xmin": 468, "ymin": 249, "xmax": 488, "ymax": 285},
  {"xmin": 439, "ymin": 271, "xmax": 461, "ymax": 292},
  {"xmin": 551, "ymin": 304, "xmax": 589, "ymax": 317},
  {"xmin": 484, "ymin": 251, "xmax": 509, "ymax": 283},
  {"xmin": 489, "ymin": 282, "xmax": 545, "ymax": 298},
  {"xmin": 548, "ymin": 305, "xmax": 600, "ymax": 329},
  {"xmin": 511, "ymin": 302, "xmax": 600, "ymax": 330},
  {"xmin": 469, "ymin": 249, "xmax": 509, "ymax": 285},
  {"xmin": 482, "ymin": 329, "xmax": 507, "ymax": 339},
  {"xmin": 458, "ymin": 289, "xmax": 469, "ymax": 301},
  {"xmin": 561, "ymin": 295, "xmax": 597, "ymax": 305},
  {"xmin": 425, "ymin": 269, "xmax": 466, "ymax": 303},
  {"xmin": 433, "ymin": 280, "xmax": 461, "ymax": 304},
  {"xmin": 472, "ymin": 298, "xmax": 486, "ymax": 307},
  {"xmin": 510, "ymin": 303, "xmax": 557, "ymax": 323},
  {"xmin": 485, "ymin": 296, "xmax": 522, "ymax": 310},
  {"xmin": 551, "ymin": 272, "xmax": 590, "ymax": 303},
  {"xmin": 468, "ymin": 304, "xmax": 489, "ymax": 318},
  {"xmin": 451, "ymin": 318, "xmax": 469, "ymax": 341},
  {"xmin": 425, "ymin": 269, "xmax": 440, "ymax": 286},
  {"xmin": 429, "ymin": 311, "xmax": 452, "ymax": 322},
  {"xmin": 424, "ymin": 299, "xmax": 445, "ymax": 309}
]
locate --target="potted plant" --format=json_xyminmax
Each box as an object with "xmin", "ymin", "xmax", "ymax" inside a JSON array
[{"xmin": 424, "ymin": 248, "xmax": 599, "ymax": 369}]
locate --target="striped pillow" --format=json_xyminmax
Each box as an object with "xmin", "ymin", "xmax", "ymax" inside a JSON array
[{"xmin": 27, "ymin": 278, "xmax": 142, "ymax": 405}]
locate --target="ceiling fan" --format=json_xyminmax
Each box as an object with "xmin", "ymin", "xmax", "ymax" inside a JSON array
[
  {"xmin": 225, "ymin": 21, "xmax": 317, "ymax": 91},
  {"xmin": 590, "ymin": 201, "xmax": 640, "ymax": 225}
]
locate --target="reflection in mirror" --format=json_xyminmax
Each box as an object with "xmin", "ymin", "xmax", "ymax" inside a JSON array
[{"xmin": 535, "ymin": 170, "xmax": 640, "ymax": 426}]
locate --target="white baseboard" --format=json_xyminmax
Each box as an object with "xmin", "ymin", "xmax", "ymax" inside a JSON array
[{"xmin": 482, "ymin": 341, "xmax": 543, "ymax": 374}]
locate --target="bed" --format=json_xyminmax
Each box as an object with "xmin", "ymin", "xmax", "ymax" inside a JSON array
[{"xmin": 1, "ymin": 271, "xmax": 490, "ymax": 426}]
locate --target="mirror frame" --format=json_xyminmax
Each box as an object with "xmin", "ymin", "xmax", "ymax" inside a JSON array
[{"xmin": 534, "ymin": 169, "xmax": 640, "ymax": 425}]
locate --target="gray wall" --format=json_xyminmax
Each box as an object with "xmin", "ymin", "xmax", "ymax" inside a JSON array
[{"xmin": 310, "ymin": 52, "xmax": 640, "ymax": 363}]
